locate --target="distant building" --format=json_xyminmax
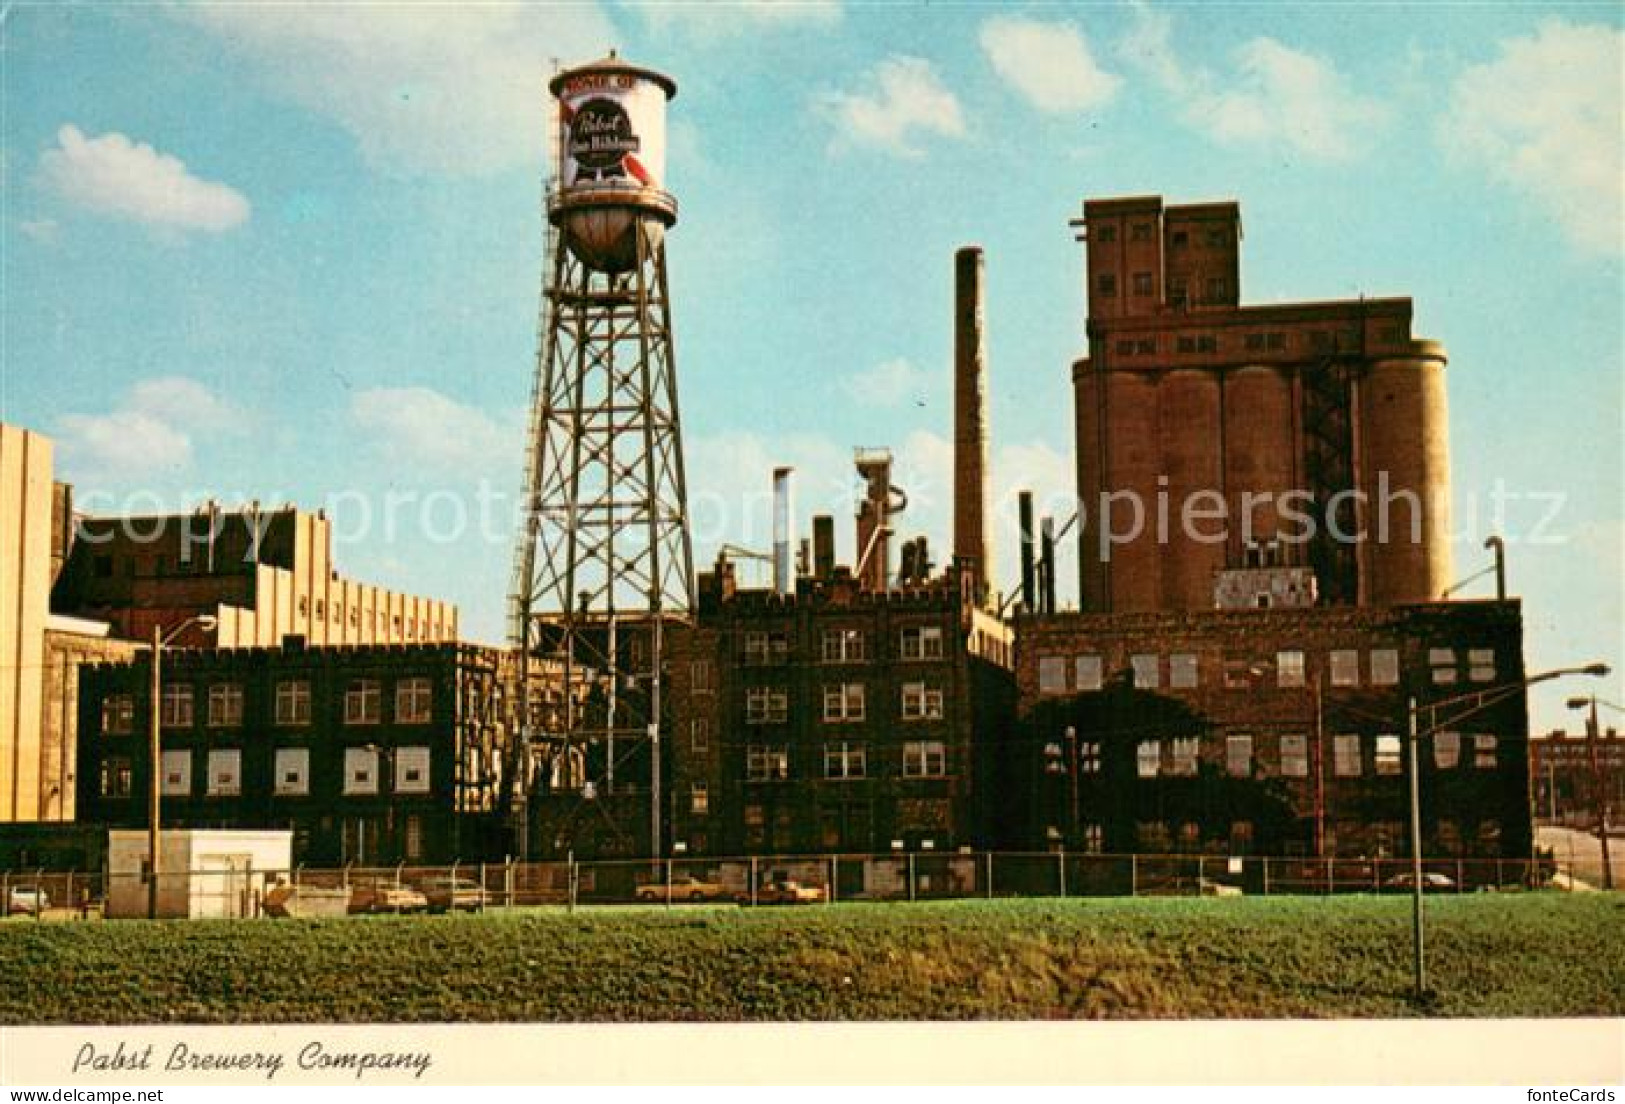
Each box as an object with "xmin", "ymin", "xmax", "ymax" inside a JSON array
[
  {"xmin": 76, "ymin": 641, "xmax": 511, "ymax": 865},
  {"xmin": 1016, "ymin": 600, "xmax": 1533, "ymax": 860},
  {"xmin": 54, "ymin": 503, "xmax": 458, "ymax": 650},
  {"xmin": 1531, "ymin": 728, "xmax": 1625, "ymax": 829}
]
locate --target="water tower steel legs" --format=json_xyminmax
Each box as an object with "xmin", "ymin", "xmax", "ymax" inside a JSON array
[{"xmin": 511, "ymin": 217, "xmax": 694, "ymax": 860}]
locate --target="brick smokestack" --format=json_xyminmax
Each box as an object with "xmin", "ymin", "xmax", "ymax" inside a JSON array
[{"xmin": 954, "ymin": 246, "xmax": 992, "ymax": 603}]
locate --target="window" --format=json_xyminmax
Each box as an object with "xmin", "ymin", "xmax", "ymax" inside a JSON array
[
  {"xmin": 275, "ymin": 680, "xmax": 311, "ymax": 726},
  {"xmin": 1205, "ymin": 228, "xmax": 1227, "ymax": 247},
  {"xmin": 1371, "ymin": 648, "xmax": 1400, "ymax": 687},
  {"xmin": 822, "ymin": 682, "xmax": 866, "ymax": 723},
  {"xmin": 274, "ymin": 748, "xmax": 310, "ymax": 797},
  {"xmin": 1468, "ymin": 649, "xmax": 1496, "ymax": 683},
  {"xmin": 1075, "ymin": 655, "xmax": 1103, "ymax": 691},
  {"xmin": 1137, "ymin": 740, "xmax": 1161, "ymax": 778},
  {"xmin": 1374, "ymin": 734, "xmax": 1403, "ymax": 775},
  {"xmin": 1265, "ymin": 332, "xmax": 1286, "ymax": 351},
  {"xmin": 345, "ymin": 679, "xmax": 382, "ymax": 725},
  {"xmin": 404, "ymin": 815, "xmax": 424, "ymax": 862},
  {"xmin": 343, "ymin": 747, "xmax": 380, "ymax": 795},
  {"xmin": 1079, "ymin": 741, "xmax": 1105, "ymax": 777},
  {"xmin": 1223, "ymin": 662, "xmax": 1253, "ymax": 690},
  {"xmin": 1132, "ymin": 272, "xmax": 1153, "ymax": 296},
  {"xmin": 1038, "ymin": 656, "xmax": 1067, "ymax": 695},
  {"xmin": 1330, "ymin": 650, "xmax": 1359, "ymax": 687},
  {"xmin": 901, "ymin": 682, "xmax": 944, "ymax": 721},
  {"xmin": 1334, "ymin": 734, "xmax": 1362, "ymax": 777},
  {"xmin": 903, "ymin": 741, "xmax": 947, "ymax": 778},
  {"xmin": 101, "ymin": 694, "xmax": 134, "ymax": 735},
  {"xmin": 690, "ymin": 660, "xmax": 713, "ymax": 692},
  {"xmin": 821, "ymin": 629, "xmax": 866, "ymax": 663},
  {"xmin": 690, "ymin": 784, "xmax": 709, "ymax": 816},
  {"xmin": 824, "ymin": 742, "xmax": 867, "ymax": 780},
  {"xmin": 746, "ymin": 744, "xmax": 789, "ymax": 781},
  {"xmin": 395, "ymin": 677, "xmax": 432, "ymax": 724},
  {"xmin": 1230, "ymin": 820, "xmax": 1255, "ymax": 853},
  {"xmin": 1098, "ymin": 273, "xmax": 1117, "ymax": 297},
  {"xmin": 899, "ymin": 625, "xmax": 945, "ymax": 660},
  {"xmin": 1429, "ymin": 648, "xmax": 1458, "ymax": 685},
  {"xmin": 1276, "ymin": 650, "xmax": 1306, "ymax": 688},
  {"xmin": 1115, "ymin": 339, "xmax": 1135, "ymax": 356},
  {"xmin": 207, "ymin": 683, "xmax": 243, "ymax": 728},
  {"xmin": 206, "ymin": 749, "xmax": 241, "ymax": 797},
  {"xmin": 1168, "ymin": 278, "xmax": 1188, "ymax": 306},
  {"xmin": 1205, "ymin": 276, "xmax": 1228, "ymax": 301},
  {"xmin": 1226, "ymin": 734, "xmax": 1253, "ymax": 777},
  {"xmin": 1083, "ymin": 824, "xmax": 1104, "ymax": 854},
  {"xmin": 100, "ymin": 757, "xmax": 133, "ymax": 798},
  {"xmin": 1136, "ymin": 338, "xmax": 1156, "ymax": 355},
  {"xmin": 1434, "ymin": 730, "xmax": 1461, "ymax": 769},
  {"xmin": 1169, "ymin": 737, "xmax": 1199, "ymax": 776},
  {"xmin": 160, "ymin": 750, "xmax": 191, "ymax": 796},
  {"xmin": 1131, "ymin": 654, "xmax": 1159, "ymax": 689},
  {"xmin": 690, "ymin": 718, "xmax": 710, "ymax": 752},
  {"xmin": 1473, "ymin": 733, "xmax": 1498, "ymax": 769},
  {"xmin": 1280, "ymin": 734, "xmax": 1310, "ymax": 777},
  {"xmin": 1171, "ymin": 230, "xmax": 1188, "ymax": 247},
  {"xmin": 745, "ymin": 686, "xmax": 788, "ymax": 724},
  {"xmin": 1131, "ymin": 222, "xmax": 1153, "ymax": 242},
  {"xmin": 161, "ymin": 684, "xmax": 194, "ymax": 729},
  {"xmin": 745, "ymin": 631, "xmax": 788, "ymax": 666},
  {"xmin": 1246, "ymin": 332, "xmax": 1266, "ymax": 351},
  {"xmin": 395, "ymin": 746, "xmax": 431, "ymax": 794},
  {"xmin": 1096, "ymin": 225, "xmax": 1117, "ymax": 243},
  {"xmin": 1169, "ymin": 653, "xmax": 1199, "ymax": 689}
]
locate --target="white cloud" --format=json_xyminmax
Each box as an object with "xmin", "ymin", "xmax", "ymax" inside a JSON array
[
  {"xmin": 1121, "ymin": 5, "xmax": 1385, "ymax": 161},
  {"xmin": 638, "ymin": 0, "xmax": 841, "ymax": 36},
  {"xmin": 1441, "ymin": 20, "xmax": 1624, "ymax": 255},
  {"xmin": 169, "ymin": 4, "xmax": 616, "ymax": 176},
  {"xmin": 18, "ymin": 217, "xmax": 58, "ymax": 242},
  {"xmin": 37, "ymin": 126, "xmax": 250, "ymax": 232},
  {"xmin": 817, "ymin": 56, "xmax": 966, "ymax": 157},
  {"xmin": 841, "ymin": 358, "xmax": 930, "ymax": 407},
  {"xmin": 980, "ymin": 15, "xmax": 1120, "ymax": 114},
  {"xmin": 350, "ymin": 387, "xmax": 518, "ymax": 477},
  {"xmin": 54, "ymin": 377, "xmax": 242, "ymax": 484}
]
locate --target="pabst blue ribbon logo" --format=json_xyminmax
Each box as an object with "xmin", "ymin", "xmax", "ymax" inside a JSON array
[{"xmin": 565, "ymin": 97, "xmax": 651, "ymax": 184}]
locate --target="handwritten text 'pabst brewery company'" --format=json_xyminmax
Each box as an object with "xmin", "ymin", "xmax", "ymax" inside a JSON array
[{"xmin": 72, "ymin": 1040, "xmax": 433, "ymax": 1081}]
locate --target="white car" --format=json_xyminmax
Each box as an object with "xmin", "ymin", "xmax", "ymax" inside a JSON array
[{"xmin": 7, "ymin": 886, "xmax": 49, "ymax": 915}]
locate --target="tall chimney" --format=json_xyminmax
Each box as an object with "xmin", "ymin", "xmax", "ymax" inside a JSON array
[
  {"xmin": 954, "ymin": 245, "xmax": 993, "ymax": 604},
  {"xmin": 772, "ymin": 466, "xmax": 794, "ymax": 596},
  {"xmin": 855, "ymin": 448, "xmax": 896, "ymax": 593},
  {"xmin": 812, "ymin": 514, "xmax": 836, "ymax": 579},
  {"xmin": 1018, "ymin": 490, "xmax": 1036, "ymax": 614},
  {"xmin": 1040, "ymin": 516, "xmax": 1057, "ymax": 615}
]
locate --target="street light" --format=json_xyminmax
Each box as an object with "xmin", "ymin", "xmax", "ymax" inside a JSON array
[
  {"xmin": 1564, "ymin": 694, "xmax": 1622, "ymax": 890},
  {"xmin": 146, "ymin": 613, "xmax": 217, "ymax": 920},
  {"xmin": 1403, "ymin": 661, "xmax": 1609, "ymax": 1000}
]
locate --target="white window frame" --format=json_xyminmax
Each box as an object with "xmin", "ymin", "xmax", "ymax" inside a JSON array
[
  {"xmin": 1473, "ymin": 733, "xmax": 1498, "ymax": 769},
  {"xmin": 395, "ymin": 677, "xmax": 433, "ymax": 724},
  {"xmin": 1329, "ymin": 650, "xmax": 1360, "ymax": 688},
  {"xmin": 822, "ymin": 682, "xmax": 865, "ymax": 723},
  {"xmin": 1280, "ymin": 733, "xmax": 1310, "ymax": 777},
  {"xmin": 1370, "ymin": 649, "xmax": 1401, "ymax": 687},
  {"xmin": 690, "ymin": 784, "xmax": 709, "ymax": 816},
  {"xmin": 745, "ymin": 744, "xmax": 789, "ymax": 781},
  {"xmin": 1131, "ymin": 654, "xmax": 1160, "ymax": 690},
  {"xmin": 207, "ymin": 683, "xmax": 244, "ymax": 728},
  {"xmin": 1276, "ymin": 650, "xmax": 1306, "ymax": 688},
  {"xmin": 1169, "ymin": 654, "xmax": 1199, "ymax": 690},
  {"xmin": 160, "ymin": 684, "xmax": 194, "ymax": 728},
  {"xmin": 902, "ymin": 740, "xmax": 947, "ymax": 779},
  {"xmin": 1467, "ymin": 649, "xmax": 1496, "ymax": 684},
  {"xmin": 823, "ymin": 742, "xmax": 867, "ymax": 780},
  {"xmin": 1434, "ymin": 731, "xmax": 1461, "ymax": 769},
  {"xmin": 1075, "ymin": 655, "xmax": 1103, "ymax": 692},
  {"xmin": 274, "ymin": 748, "xmax": 310, "ymax": 797},
  {"xmin": 690, "ymin": 717, "xmax": 710, "ymax": 752},
  {"xmin": 1333, "ymin": 733, "xmax": 1362, "ymax": 777},
  {"xmin": 1136, "ymin": 740, "xmax": 1161, "ymax": 778},
  {"xmin": 745, "ymin": 686, "xmax": 788, "ymax": 724},
  {"xmin": 160, "ymin": 749, "xmax": 191, "ymax": 797},
  {"xmin": 1374, "ymin": 734, "xmax": 1403, "ymax": 776},
  {"xmin": 275, "ymin": 680, "xmax": 311, "ymax": 726},
  {"xmin": 900, "ymin": 682, "xmax": 944, "ymax": 721},
  {"xmin": 345, "ymin": 679, "xmax": 382, "ymax": 725},
  {"xmin": 1080, "ymin": 740, "xmax": 1102, "ymax": 774},
  {"xmin": 102, "ymin": 694, "xmax": 134, "ymax": 735},
  {"xmin": 206, "ymin": 749, "xmax": 241, "ymax": 797},
  {"xmin": 1169, "ymin": 736, "xmax": 1199, "ymax": 776},
  {"xmin": 343, "ymin": 746, "xmax": 380, "ymax": 795},
  {"xmin": 1226, "ymin": 734, "xmax": 1253, "ymax": 777},
  {"xmin": 899, "ymin": 625, "xmax": 945, "ymax": 661},
  {"xmin": 395, "ymin": 746, "xmax": 431, "ymax": 794},
  {"xmin": 1430, "ymin": 648, "xmax": 1459, "ymax": 685},
  {"xmin": 821, "ymin": 629, "xmax": 867, "ymax": 664},
  {"xmin": 1038, "ymin": 656, "xmax": 1067, "ymax": 695}
]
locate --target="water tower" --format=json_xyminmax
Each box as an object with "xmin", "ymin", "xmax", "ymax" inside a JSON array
[{"xmin": 509, "ymin": 53, "xmax": 695, "ymax": 860}]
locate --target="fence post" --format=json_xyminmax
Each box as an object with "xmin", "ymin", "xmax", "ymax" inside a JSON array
[
  {"xmin": 66, "ymin": 871, "xmax": 75, "ymax": 918},
  {"xmin": 907, "ymin": 853, "xmax": 916, "ymax": 903},
  {"xmin": 985, "ymin": 852, "xmax": 993, "ymax": 899},
  {"xmin": 828, "ymin": 855, "xmax": 837, "ymax": 905},
  {"xmin": 1057, "ymin": 849, "xmax": 1067, "ymax": 898},
  {"xmin": 2, "ymin": 873, "xmax": 9, "ymax": 917},
  {"xmin": 1325, "ymin": 857, "xmax": 1334, "ymax": 896},
  {"xmin": 1262, "ymin": 857, "xmax": 1271, "ymax": 897},
  {"xmin": 664, "ymin": 856, "xmax": 672, "ymax": 908},
  {"xmin": 1456, "ymin": 859, "xmax": 1465, "ymax": 893},
  {"xmin": 749, "ymin": 856, "xmax": 758, "ymax": 908},
  {"xmin": 1129, "ymin": 855, "xmax": 1137, "ymax": 897},
  {"xmin": 1496, "ymin": 858, "xmax": 1505, "ymax": 889},
  {"xmin": 505, "ymin": 857, "xmax": 514, "ymax": 909},
  {"xmin": 394, "ymin": 861, "xmax": 405, "ymax": 888}
]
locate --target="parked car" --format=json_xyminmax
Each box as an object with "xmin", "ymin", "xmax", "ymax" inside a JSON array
[
  {"xmin": 1382, "ymin": 871, "xmax": 1456, "ymax": 893},
  {"xmin": 7, "ymin": 886, "xmax": 49, "ymax": 916},
  {"xmin": 743, "ymin": 878, "xmax": 826, "ymax": 906},
  {"xmin": 417, "ymin": 876, "xmax": 489, "ymax": 913},
  {"xmin": 635, "ymin": 875, "xmax": 730, "ymax": 903},
  {"xmin": 348, "ymin": 882, "xmax": 429, "ymax": 914},
  {"xmin": 1196, "ymin": 878, "xmax": 1243, "ymax": 898}
]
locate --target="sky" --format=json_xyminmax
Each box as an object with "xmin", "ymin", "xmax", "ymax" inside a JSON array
[{"xmin": 2, "ymin": 1, "xmax": 1621, "ymax": 731}]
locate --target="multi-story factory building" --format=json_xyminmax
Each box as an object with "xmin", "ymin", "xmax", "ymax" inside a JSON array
[
  {"xmin": 76, "ymin": 641, "xmax": 510, "ymax": 865},
  {"xmin": 664, "ymin": 556, "xmax": 1016, "ymax": 858}
]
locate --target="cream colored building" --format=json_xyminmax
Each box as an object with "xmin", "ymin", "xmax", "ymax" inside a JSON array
[{"xmin": 0, "ymin": 425, "xmax": 55, "ymax": 821}]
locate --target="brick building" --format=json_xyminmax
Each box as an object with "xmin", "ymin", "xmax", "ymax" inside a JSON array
[
  {"xmin": 1531, "ymin": 728, "xmax": 1624, "ymax": 829},
  {"xmin": 76, "ymin": 641, "xmax": 511, "ymax": 865},
  {"xmin": 1017, "ymin": 600, "xmax": 1532, "ymax": 860}
]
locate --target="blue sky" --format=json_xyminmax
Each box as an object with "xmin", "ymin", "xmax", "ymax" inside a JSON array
[{"xmin": 2, "ymin": 2, "xmax": 1621, "ymax": 730}]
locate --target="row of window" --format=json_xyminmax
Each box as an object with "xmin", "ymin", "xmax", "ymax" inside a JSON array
[
  {"xmin": 743, "ymin": 682, "xmax": 946, "ymax": 725},
  {"xmin": 98, "ymin": 745, "xmax": 433, "ymax": 799},
  {"xmin": 1104, "ymin": 326, "xmax": 1382, "ymax": 357},
  {"xmin": 1047, "ymin": 731, "xmax": 1498, "ymax": 779},
  {"xmin": 1037, "ymin": 647, "xmax": 1498, "ymax": 695},
  {"xmin": 1055, "ymin": 818, "xmax": 1503, "ymax": 857},
  {"xmin": 101, "ymin": 677, "xmax": 435, "ymax": 734},
  {"xmin": 738, "ymin": 740, "xmax": 949, "ymax": 783},
  {"xmin": 1094, "ymin": 223, "xmax": 1229, "ymax": 248},
  {"xmin": 741, "ymin": 626, "xmax": 946, "ymax": 667}
]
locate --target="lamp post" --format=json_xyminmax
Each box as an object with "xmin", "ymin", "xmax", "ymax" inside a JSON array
[
  {"xmin": 146, "ymin": 613, "xmax": 217, "ymax": 920},
  {"xmin": 1565, "ymin": 695, "xmax": 1620, "ymax": 890},
  {"xmin": 1403, "ymin": 662, "xmax": 1609, "ymax": 1000}
]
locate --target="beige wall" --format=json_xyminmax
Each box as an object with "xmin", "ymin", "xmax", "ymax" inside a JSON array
[
  {"xmin": 42, "ymin": 621, "xmax": 139, "ymax": 821},
  {"xmin": 1, "ymin": 424, "xmax": 54, "ymax": 821}
]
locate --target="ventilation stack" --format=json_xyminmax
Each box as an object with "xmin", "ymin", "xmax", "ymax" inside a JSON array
[
  {"xmin": 954, "ymin": 245, "xmax": 993, "ymax": 605},
  {"xmin": 772, "ymin": 467, "xmax": 794, "ymax": 596}
]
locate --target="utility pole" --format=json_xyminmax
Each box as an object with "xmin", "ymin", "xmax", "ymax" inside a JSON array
[
  {"xmin": 1582, "ymin": 698, "xmax": 1613, "ymax": 890},
  {"xmin": 1406, "ymin": 696, "xmax": 1427, "ymax": 999}
]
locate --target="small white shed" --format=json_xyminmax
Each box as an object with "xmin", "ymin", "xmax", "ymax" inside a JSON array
[{"xmin": 107, "ymin": 830, "xmax": 291, "ymax": 919}]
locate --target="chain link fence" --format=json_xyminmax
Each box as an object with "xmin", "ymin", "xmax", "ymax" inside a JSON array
[{"xmin": 1, "ymin": 847, "xmax": 1602, "ymax": 921}]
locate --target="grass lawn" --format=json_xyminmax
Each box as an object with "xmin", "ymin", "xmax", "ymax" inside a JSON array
[{"xmin": 4, "ymin": 893, "xmax": 1621, "ymax": 1023}]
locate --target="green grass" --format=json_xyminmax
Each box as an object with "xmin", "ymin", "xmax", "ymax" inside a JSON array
[{"xmin": 4, "ymin": 894, "xmax": 1621, "ymax": 1023}]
